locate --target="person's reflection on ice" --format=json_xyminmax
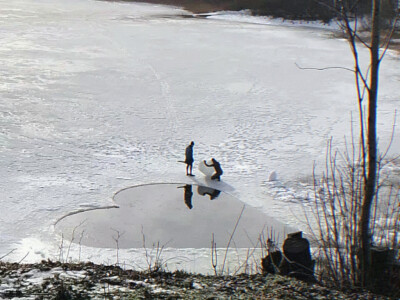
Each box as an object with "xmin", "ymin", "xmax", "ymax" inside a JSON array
[
  {"xmin": 197, "ymin": 186, "xmax": 221, "ymax": 200},
  {"xmin": 178, "ymin": 184, "xmax": 193, "ymax": 209}
]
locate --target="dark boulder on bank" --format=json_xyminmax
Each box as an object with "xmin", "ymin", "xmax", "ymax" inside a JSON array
[{"xmin": 262, "ymin": 231, "xmax": 315, "ymax": 282}]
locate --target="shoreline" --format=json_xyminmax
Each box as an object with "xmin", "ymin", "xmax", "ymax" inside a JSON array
[
  {"xmin": 0, "ymin": 260, "xmax": 392, "ymax": 299},
  {"xmin": 104, "ymin": 0, "xmax": 400, "ymax": 52},
  {"xmin": 103, "ymin": 0, "xmax": 242, "ymax": 14}
]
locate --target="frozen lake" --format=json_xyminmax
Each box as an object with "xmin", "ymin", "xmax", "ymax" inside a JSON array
[{"xmin": 0, "ymin": 0, "xmax": 399, "ymax": 273}]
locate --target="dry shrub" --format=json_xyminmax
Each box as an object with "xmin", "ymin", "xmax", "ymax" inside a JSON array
[{"xmin": 307, "ymin": 138, "xmax": 399, "ymax": 296}]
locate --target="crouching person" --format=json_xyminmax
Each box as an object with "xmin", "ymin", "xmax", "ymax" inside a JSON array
[{"xmin": 204, "ymin": 158, "xmax": 223, "ymax": 181}]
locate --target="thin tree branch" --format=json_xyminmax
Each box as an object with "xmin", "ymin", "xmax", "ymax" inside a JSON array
[
  {"xmin": 221, "ymin": 205, "xmax": 245, "ymax": 274},
  {"xmin": 380, "ymin": 110, "xmax": 397, "ymax": 161},
  {"xmin": 0, "ymin": 249, "xmax": 16, "ymax": 260},
  {"xmin": 379, "ymin": 17, "xmax": 400, "ymax": 61},
  {"xmin": 294, "ymin": 62, "xmax": 354, "ymax": 72},
  {"xmin": 342, "ymin": 14, "xmax": 370, "ymax": 91}
]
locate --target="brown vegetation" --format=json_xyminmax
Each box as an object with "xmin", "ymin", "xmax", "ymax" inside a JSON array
[{"xmin": 0, "ymin": 260, "xmax": 393, "ymax": 299}]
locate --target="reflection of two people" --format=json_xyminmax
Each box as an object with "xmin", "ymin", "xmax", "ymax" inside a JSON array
[{"xmin": 178, "ymin": 184, "xmax": 221, "ymax": 210}]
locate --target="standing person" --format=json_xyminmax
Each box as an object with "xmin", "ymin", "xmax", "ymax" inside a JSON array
[
  {"xmin": 204, "ymin": 158, "xmax": 223, "ymax": 181},
  {"xmin": 185, "ymin": 141, "xmax": 195, "ymax": 176}
]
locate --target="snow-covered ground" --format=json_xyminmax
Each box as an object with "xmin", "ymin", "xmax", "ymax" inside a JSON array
[{"xmin": 0, "ymin": 0, "xmax": 399, "ymax": 274}]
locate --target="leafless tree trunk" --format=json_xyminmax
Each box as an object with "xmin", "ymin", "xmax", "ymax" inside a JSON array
[
  {"xmin": 359, "ymin": 0, "xmax": 381, "ymax": 287},
  {"xmin": 308, "ymin": 0, "xmax": 399, "ymax": 289},
  {"xmin": 336, "ymin": 0, "xmax": 400, "ymax": 288}
]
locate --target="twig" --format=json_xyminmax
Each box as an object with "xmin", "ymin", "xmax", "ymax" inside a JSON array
[
  {"xmin": 78, "ymin": 230, "xmax": 85, "ymax": 262},
  {"xmin": 221, "ymin": 205, "xmax": 245, "ymax": 275},
  {"xmin": 111, "ymin": 228, "xmax": 124, "ymax": 266},
  {"xmin": 0, "ymin": 249, "xmax": 16, "ymax": 260},
  {"xmin": 18, "ymin": 252, "xmax": 30, "ymax": 264},
  {"xmin": 211, "ymin": 233, "xmax": 218, "ymax": 275},
  {"xmin": 295, "ymin": 62, "xmax": 354, "ymax": 73},
  {"xmin": 59, "ymin": 234, "xmax": 64, "ymax": 262},
  {"xmin": 65, "ymin": 220, "xmax": 86, "ymax": 263}
]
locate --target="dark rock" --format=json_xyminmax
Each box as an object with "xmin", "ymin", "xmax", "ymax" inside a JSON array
[
  {"xmin": 261, "ymin": 250, "xmax": 282, "ymax": 274},
  {"xmin": 370, "ymin": 247, "xmax": 399, "ymax": 295},
  {"xmin": 279, "ymin": 231, "xmax": 315, "ymax": 282},
  {"xmin": 262, "ymin": 232, "xmax": 316, "ymax": 282}
]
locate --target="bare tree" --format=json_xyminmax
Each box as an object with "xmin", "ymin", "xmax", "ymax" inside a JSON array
[{"xmin": 318, "ymin": 0, "xmax": 399, "ymax": 288}]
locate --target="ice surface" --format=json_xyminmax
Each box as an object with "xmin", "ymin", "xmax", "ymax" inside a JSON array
[{"xmin": 0, "ymin": 0, "xmax": 399, "ymax": 272}]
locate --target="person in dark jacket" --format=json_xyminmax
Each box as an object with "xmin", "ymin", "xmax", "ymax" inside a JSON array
[
  {"xmin": 185, "ymin": 141, "xmax": 195, "ymax": 176},
  {"xmin": 204, "ymin": 158, "xmax": 223, "ymax": 181}
]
